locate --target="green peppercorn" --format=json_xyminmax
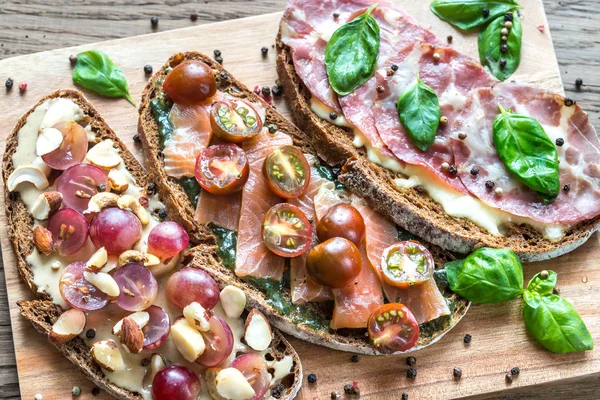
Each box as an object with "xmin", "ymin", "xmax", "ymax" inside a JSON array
[{"xmin": 72, "ymin": 386, "xmax": 81, "ymax": 396}]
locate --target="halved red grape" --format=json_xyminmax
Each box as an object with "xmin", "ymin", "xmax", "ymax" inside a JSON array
[
  {"xmin": 165, "ymin": 267, "xmax": 219, "ymax": 310},
  {"xmin": 57, "ymin": 164, "xmax": 108, "ymax": 213},
  {"xmin": 152, "ymin": 365, "xmax": 201, "ymax": 400},
  {"xmin": 113, "ymin": 263, "xmax": 158, "ymax": 311},
  {"xmin": 195, "ymin": 316, "xmax": 234, "ymax": 367},
  {"xmin": 142, "ymin": 305, "xmax": 170, "ymax": 350},
  {"xmin": 89, "ymin": 208, "xmax": 142, "ymax": 255},
  {"xmin": 47, "ymin": 208, "xmax": 89, "ymax": 256},
  {"xmin": 230, "ymin": 354, "xmax": 269, "ymax": 400},
  {"xmin": 41, "ymin": 121, "xmax": 88, "ymax": 170},
  {"xmin": 147, "ymin": 222, "xmax": 189, "ymax": 261},
  {"xmin": 59, "ymin": 261, "xmax": 108, "ymax": 311}
]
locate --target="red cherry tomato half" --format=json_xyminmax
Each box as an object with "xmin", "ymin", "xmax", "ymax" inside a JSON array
[
  {"xmin": 263, "ymin": 145, "xmax": 310, "ymax": 199},
  {"xmin": 368, "ymin": 303, "xmax": 419, "ymax": 354},
  {"xmin": 262, "ymin": 203, "xmax": 312, "ymax": 257},
  {"xmin": 59, "ymin": 261, "xmax": 109, "ymax": 311},
  {"xmin": 195, "ymin": 144, "xmax": 249, "ymax": 195},
  {"xmin": 210, "ymin": 99, "xmax": 263, "ymax": 143},
  {"xmin": 381, "ymin": 241, "xmax": 434, "ymax": 289},
  {"xmin": 162, "ymin": 60, "xmax": 217, "ymax": 105},
  {"xmin": 41, "ymin": 121, "xmax": 88, "ymax": 170}
]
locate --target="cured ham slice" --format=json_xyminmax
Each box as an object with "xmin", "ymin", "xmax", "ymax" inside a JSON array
[
  {"xmin": 452, "ymin": 83, "xmax": 600, "ymax": 224},
  {"xmin": 235, "ymin": 130, "xmax": 292, "ymax": 279},
  {"xmin": 194, "ymin": 190, "xmax": 242, "ymax": 232}
]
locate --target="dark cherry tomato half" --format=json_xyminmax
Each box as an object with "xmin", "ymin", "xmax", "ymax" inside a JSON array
[
  {"xmin": 162, "ymin": 60, "xmax": 217, "ymax": 105},
  {"xmin": 262, "ymin": 203, "xmax": 312, "ymax": 257},
  {"xmin": 316, "ymin": 203, "xmax": 365, "ymax": 245},
  {"xmin": 381, "ymin": 241, "xmax": 434, "ymax": 289},
  {"xmin": 306, "ymin": 237, "xmax": 362, "ymax": 288},
  {"xmin": 195, "ymin": 144, "xmax": 249, "ymax": 195},
  {"xmin": 263, "ymin": 145, "xmax": 310, "ymax": 199},
  {"xmin": 368, "ymin": 303, "xmax": 419, "ymax": 354},
  {"xmin": 210, "ymin": 99, "xmax": 262, "ymax": 143}
]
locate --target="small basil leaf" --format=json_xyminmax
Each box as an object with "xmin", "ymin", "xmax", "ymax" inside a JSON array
[
  {"xmin": 397, "ymin": 76, "xmax": 440, "ymax": 151},
  {"xmin": 73, "ymin": 50, "xmax": 135, "ymax": 105},
  {"xmin": 430, "ymin": 0, "xmax": 522, "ymax": 31},
  {"xmin": 479, "ymin": 12, "xmax": 522, "ymax": 81},
  {"xmin": 445, "ymin": 247, "xmax": 524, "ymax": 303},
  {"xmin": 526, "ymin": 270, "xmax": 557, "ymax": 295},
  {"xmin": 493, "ymin": 105, "xmax": 560, "ymax": 202},
  {"xmin": 523, "ymin": 294, "xmax": 593, "ymax": 353},
  {"xmin": 325, "ymin": 4, "xmax": 380, "ymax": 96},
  {"xmin": 522, "ymin": 290, "xmax": 543, "ymax": 309}
]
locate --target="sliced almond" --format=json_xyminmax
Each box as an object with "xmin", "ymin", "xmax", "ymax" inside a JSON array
[
  {"xmin": 143, "ymin": 354, "xmax": 166, "ymax": 390},
  {"xmin": 7, "ymin": 165, "xmax": 49, "ymax": 192},
  {"xmin": 171, "ymin": 317, "xmax": 206, "ymax": 362},
  {"xmin": 118, "ymin": 194, "xmax": 149, "ymax": 225},
  {"xmin": 119, "ymin": 317, "xmax": 144, "ymax": 354},
  {"xmin": 146, "ymin": 252, "xmax": 180, "ymax": 277},
  {"xmin": 91, "ymin": 340, "xmax": 125, "ymax": 372},
  {"xmin": 108, "ymin": 169, "xmax": 129, "ymax": 193},
  {"xmin": 118, "ymin": 250, "xmax": 160, "ymax": 268},
  {"xmin": 31, "ymin": 191, "xmax": 63, "ymax": 220},
  {"xmin": 204, "ymin": 368, "xmax": 227, "ymax": 400},
  {"xmin": 84, "ymin": 192, "xmax": 119, "ymax": 214},
  {"xmin": 112, "ymin": 311, "xmax": 150, "ymax": 335},
  {"xmin": 220, "ymin": 285, "xmax": 246, "ymax": 319},
  {"xmin": 83, "ymin": 271, "xmax": 120, "ymax": 297},
  {"xmin": 36, "ymin": 127, "xmax": 63, "ymax": 156},
  {"xmin": 183, "ymin": 302, "xmax": 213, "ymax": 332},
  {"xmin": 215, "ymin": 368, "xmax": 256, "ymax": 400},
  {"xmin": 86, "ymin": 247, "xmax": 108, "ymax": 272},
  {"xmin": 100, "ymin": 256, "xmax": 119, "ymax": 274},
  {"xmin": 48, "ymin": 308, "xmax": 86, "ymax": 346},
  {"xmin": 33, "ymin": 226, "xmax": 54, "ymax": 255},
  {"xmin": 86, "ymin": 140, "xmax": 122, "ymax": 169},
  {"xmin": 244, "ymin": 309, "xmax": 272, "ymax": 351},
  {"xmin": 39, "ymin": 97, "xmax": 80, "ymax": 129}
]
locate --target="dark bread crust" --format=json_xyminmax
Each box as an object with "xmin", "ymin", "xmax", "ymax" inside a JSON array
[{"xmin": 275, "ymin": 30, "xmax": 600, "ymax": 262}]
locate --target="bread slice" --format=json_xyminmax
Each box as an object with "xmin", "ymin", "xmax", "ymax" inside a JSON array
[
  {"xmin": 6, "ymin": 90, "xmax": 302, "ymax": 400},
  {"xmin": 137, "ymin": 52, "xmax": 469, "ymax": 354},
  {"xmin": 275, "ymin": 32, "xmax": 600, "ymax": 263}
]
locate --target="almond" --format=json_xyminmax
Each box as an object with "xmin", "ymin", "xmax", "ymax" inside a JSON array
[
  {"xmin": 85, "ymin": 247, "xmax": 108, "ymax": 272},
  {"xmin": 119, "ymin": 317, "xmax": 144, "ymax": 354},
  {"xmin": 171, "ymin": 317, "xmax": 206, "ymax": 362},
  {"xmin": 244, "ymin": 309, "xmax": 272, "ymax": 351},
  {"xmin": 36, "ymin": 127, "xmax": 63, "ymax": 156},
  {"xmin": 108, "ymin": 169, "xmax": 129, "ymax": 193},
  {"xmin": 112, "ymin": 311, "xmax": 150, "ymax": 335},
  {"xmin": 48, "ymin": 308, "xmax": 86, "ymax": 346},
  {"xmin": 220, "ymin": 285, "xmax": 246, "ymax": 319},
  {"xmin": 183, "ymin": 302, "xmax": 213, "ymax": 332},
  {"xmin": 118, "ymin": 250, "xmax": 160, "ymax": 268},
  {"xmin": 146, "ymin": 252, "xmax": 180, "ymax": 277},
  {"xmin": 83, "ymin": 271, "xmax": 120, "ymax": 297},
  {"xmin": 86, "ymin": 139, "xmax": 122, "ymax": 169},
  {"xmin": 142, "ymin": 354, "xmax": 166, "ymax": 390},
  {"xmin": 33, "ymin": 226, "xmax": 54, "ymax": 255},
  {"xmin": 215, "ymin": 368, "xmax": 256, "ymax": 400},
  {"xmin": 31, "ymin": 191, "xmax": 63, "ymax": 220},
  {"xmin": 91, "ymin": 340, "xmax": 125, "ymax": 372},
  {"xmin": 204, "ymin": 368, "xmax": 227, "ymax": 400}
]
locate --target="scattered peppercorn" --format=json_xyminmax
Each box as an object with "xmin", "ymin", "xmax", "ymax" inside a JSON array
[
  {"xmin": 470, "ymin": 167, "xmax": 479, "ymax": 176},
  {"xmin": 261, "ymin": 46, "xmax": 269, "ymax": 56},
  {"xmin": 441, "ymin": 162, "xmax": 450, "ymax": 171},
  {"xmin": 499, "ymin": 59, "xmax": 507, "ymax": 69},
  {"xmin": 505, "ymin": 11, "xmax": 514, "ymax": 21},
  {"xmin": 333, "ymin": 12, "xmax": 340, "ymax": 19},
  {"xmin": 407, "ymin": 368, "xmax": 417, "ymax": 379},
  {"xmin": 540, "ymin": 270, "xmax": 549, "ymax": 279},
  {"xmin": 214, "ymin": 49, "xmax": 222, "ymax": 57},
  {"xmin": 575, "ymin": 78, "xmax": 583, "ymax": 88},
  {"xmin": 344, "ymin": 384, "xmax": 354, "ymax": 394},
  {"xmin": 555, "ymin": 137, "xmax": 564, "ymax": 146},
  {"xmin": 144, "ymin": 64, "xmax": 153, "ymax": 75},
  {"xmin": 448, "ymin": 165, "xmax": 458, "ymax": 175},
  {"xmin": 34, "ymin": 394, "xmax": 42, "ymax": 400},
  {"xmin": 406, "ymin": 356, "xmax": 416, "ymax": 366},
  {"xmin": 272, "ymin": 85, "xmax": 283, "ymax": 96},
  {"xmin": 402, "ymin": 394, "xmax": 409, "ymax": 400},
  {"xmin": 501, "ymin": 35, "xmax": 508, "ymax": 42},
  {"xmin": 432, "ymin": 52, "xmax": 441, "ymax": 61},
  {"xmin": 501, "ymin": 27, "xmax": 509, "ymax": 36},
  {"xmin": 453, "ymin": 367, "xmax": 462, "ymax": 379},
  {"xmin": 331, "ymin": 392, "xmax": 341, "ymax": 400},
  {"xmin": 72, "ymin": 386, "xmax": 81, "ymax": 396},
  {"xmin": 262, "ymin": 86, "xmax": 271, "ymax": 97},
  {"xmin": 563, "ymin": 184, "xmax": 571, "ymax": 192},
  {"xmin": 86, "ymin": 329, "xmax": 96, "ymax": 339},
  {"xmin": 485, "ymin": 180, "xmax": 495, "ymax": 189},
  {"xmin": 215, "ymin": 55, "xmax": 224, "ymax": 64},
  {"xmin": 150, "ymin": 16, "xmax": 159, "ymax": 26},
  {"xmin": 190, "ymin": 12, "xmax": 198, "ymax": 22},
  {"xmin": 458, "ymin": 131, "xmax": 467, "ymax": 140},
  {"xmin": 139, "ymin": 196, "xmax": 149, "ymax": 207},
  {"xmin": 351, "ymin": 355, "xmax": 360, "ymax": 363},
  {"xmin": 482, "ymin": 8, "xmax": 490, "ymax": 17},
  {"xmin": 268, "ymin": 124, "xmax": 278, "ymax": 134},
  {"xmin": 391, "ymin": 64, "xmax": 399, "ymax": 71},
  {"xmin": 148, "ymin": 183, "xmax": 156, "ymax": 196},
  {"xmin": 416, "ymin": 185, "xmax": 426, "ymax": 194},
  {"xmin": 5, "ymin": 78, "xmax": 14, "ymax": 90},
  {"xmin": 308, "ymin": 373, "xmax": 317, "ymax": 383},
  {"xmin": 69, "ymin": 54, "xmax": 78, "ymax": 66},
  {"xmin": 18, "ymin": 82, "xmax": 27, "ymax": 91},
  {"xmin": 505, "ymin": 21, "xmax": 513, "ymax": 29},
  {"xmin": 158, "ymin": 208, "xmax": 168, "ymax": 220},
  {"xmin": 440, "ymin": 116, "xmax": 449, "ymax": 125},
  {"xmin": 329, "ymin": 112, "xmax": 338, "ymax": 120},
  {"xmin": 96, "ymin": 184, "xmax": 106, "ymax": 192},
  {"xmin": 219, "ymin": 71, "xmax": 228, "ymax": 81},
  {"xmin": 447, "ymin": 35, "xmax": 453, "ymax": 43},
  {"xmin": 564, "ymin": 98, "xmax": 574, "ymax": 107},
  {"xmin": 464, "ymin": 334, "xmax": 472, "ymax": 343},
  {"xmin": 271, "ymin": 387, "xmax": 282, "ymax": 399},
  {"xmin": 511, "ymin": 367, "xmax": 520, "ymax": 376},
  {"xmin": 500, "ymin": 44, "xmax": 508, "ymax": 53},
  {"xmin": 553, "ymin": 287, "xmax": 560, "ymax": 295},
  {"xmin": 494, "ymin": 187, "xmax": 504, "ymax": 196},
  {"xmin": 387, "ymin": 69, "xmax": 395, "ymax": 76},
  {"xmin": 92, "ymin": 387, "xmax": 101, "ymax": 396},
  {"xmin": 141, "ymin": 358, "xmax": 151, "ymax": 367},
  {"xmin": 505, "ymin": 373, "xmax": 513, "ymax": 384},
  {"xmin": 376, "ymin": 85, "xmax": 384, "ymax": 93}
]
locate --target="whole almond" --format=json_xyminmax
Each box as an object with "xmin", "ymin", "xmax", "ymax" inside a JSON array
[
  {"xmin": 33, "ymin": 226, "xmax": 54, "ymax": 255},
  {"xmin": 120, "ymin": 316, "xmax": 144, "ymax": 354},
  {"xmin": 44, "ymin": 191, "xmax": 63, "ymax": 214}
]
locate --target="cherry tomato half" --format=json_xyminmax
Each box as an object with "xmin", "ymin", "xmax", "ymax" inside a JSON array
[
  {"xmin": 381, "ymin": 241, "xmax": 434, "ymax": 289},
  {"xmin": 263, "ymin": 145, "xmax": 310, "ymax": 199},
  {"xmin": 316, "ymin": 203, "xmax": 365, "ymax": 245},
  {"xmin": 368, "ymin": 303, "xmax": 419, "ymax": 354},
  {"xmin": 195, "ymin": 144, "xmax": 249, "ymax": 195},
  {"xmin": 210, "ymin": 99, "xmax": 262, "ymax": 143},
  {"xmin": 262, "ymin": 203, "xmax": 312, "ymax": 257},
  {"xmin": 306, "ymin": 237, "xmax": 362, "ymax": 288},
  {"xmin": 163, "ymin": 60, "xmax": 217, "ymax": 105}
]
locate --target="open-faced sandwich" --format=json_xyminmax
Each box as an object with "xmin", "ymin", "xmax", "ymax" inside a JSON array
[
  {"xmin": 138, "ymin": 52, "xmax": 469, "ymax": 355},
  {"xmin": 276, "ymin": 0, "xmax": 600, "ymax": 262},
  {"xmin": 3, "ymin": 90, "xmax": 302, "ymax": 400}
]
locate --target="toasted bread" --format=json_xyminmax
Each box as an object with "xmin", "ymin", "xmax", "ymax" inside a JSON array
[
  {"xmin": 275, "ymin": 31, "xmax": 600, "ymax": 263},
  {"xmin": 137, "ymin": 52, "xmax": 469, "ymax": 354}
]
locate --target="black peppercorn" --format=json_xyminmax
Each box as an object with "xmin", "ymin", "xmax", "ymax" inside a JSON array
[
  {"xmin": 555, "ymin": 137, "xmax": 564, "ymax": 146},
  {"xmin": 406, "ymin": 356, "xmax": 416, "ymax": 366},
  {"xmin": 215, "ymin": 55, "xmax": 224, "ymax": 65},
  {"xmin": 148, "ymin": 182, "xmax": 156, "ymax": 195},
  {"xmin": 464, "ymin": 334, "xmax": 472, "ymax": 343},
  {"xmin": 150, "ymin": 16, "xmax": 159, "ymax": 26},
  {"xmin": 158, "ymin": 208, "xmax": 168, "ymax": 220},
  {"xmin": 511, "ymin": 367, "xmax": 520, "ymax": 376},
  {"xmin": 92, "ymin": 387, "xmax": 101, "ymax": 396},
  {"xmin": 506, "ymin": 373, "xmax": 513, "ymax": 383},
  {"xmin": 144, "ymin": 64, "xmax": 153, "ymax": 75},
  {"xmin": 564, "ymin": 98, "xmax": 574, "ymax": 107},
  {"xmin": 500, "ymin": 44, "xmax": 508, "ymax": 53},
  {"xmin": 376, "ymin": 85, "xmax": 384, "ymax": 93},
  {"xmin": 141, "ymin": 358, "xmax": 151, "ymax": 367},
  {"xmin": 307, "ymin": 373, "xmax": 317, "ymax": 383},
  {"xmin": 391, "ymin": 64, "xmax": 399, "ymax": 71},
  {"xmin": 219, "ymin": 71, "xmax": 228, "ymax": 80},
  {"xmin": 499, "ymin": 59, "xmax": 507, "ymax": 69},
  {"xmin": 214, "ymin": 49, "xmax": 222, "ymax": 57},
  {"xmin": 407, "ymin": 368, "xmax": 417, "ymax": 379},
  {"xmin": 470, "ymin": 167, "xmax": 479, "ymax": 176},
  {"xmin": 575, "ymin": 78, "xmax": 583, "ymax": 88},
  {"xmin": 448, "ymin": 165, "xmax": 458, "ymax": 175},
  {"xmin": 271, "ymin": 388, "xmax": 281, "ymax": 399},
  {"xmin": 351, "ymin": 354, "xmax": 360, "ymax": 363},
  {"xmin": 333, "ymin": 12, "xmax": 340, "ymax": 18},
  {"xmin": 69, "ymin": 54, "xmax": 78, "ymax": 66},
  {"xmin": 272, "ymin": 85, "xmax": 283, "ymax": 96},
  {"xmin": 190, "ymin": 12, "xmax": 198, "ymax": 22},
  {"xmin": 447, "ymin": 35, "xmax": 453, "ymax": 43},
  {"xmin": 453, "ymin": 367, "xmax": 462, "ymax": 378},
  {"xmin": 261, "ymin": 46, "xmax": 269, "ymax": 56},
  {"xmin": 262, "ymin": 86, "xmax": 271, "ymax": 97},
  {"xmin": 505, "ymin": 11, "xmax": 514, "ymax": 21},
  {"xmin": 482, "ymin": 8, "xmax": 490, "ymax": 17},
  {"xmin": 96, "ymin": 184, "xmax": 106, "ymax": 192},
  {"xmin": 485, "ymin": 180, "xmax": 495, "ymax": 189},
  {"xmin": 330, "ymin": 392, "xmax": 340, "ymax": 400},
  {"xmin": 5, "ymin": 78, "xmax": 13, "ymax": 90},
  {"xmin": 344, "ymin": 384, "xmax": 353, "ymax": 394},
  {"xmin": 563, "ymin": 184, "xmax": 570, "ymax": 192},
  {"xmin": 268, "ymin": 124, "xmax": 277, "ymax": 134},
  {"xmin": 86, "ymin": 329, "xmax": 96, "ymax": 339},
  {"xmin": 402, "ymin": 393, "xmax": 409, "ymax": 400},
  {"xmin": 329, "ymin": 112, "xmax": 338, "ymax": 120}
]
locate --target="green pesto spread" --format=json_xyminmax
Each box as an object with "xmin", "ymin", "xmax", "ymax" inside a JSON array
[
  {"xmin": 314, "ymin": 162, "xmax": 345, "ymax": 191},
  {"xmin": 149, "ymin": 95, "xmax": 173, "ymax": 149},
  {"xmin": 180, "ymin": 177, "xmax": 201, "ymax": 208}
]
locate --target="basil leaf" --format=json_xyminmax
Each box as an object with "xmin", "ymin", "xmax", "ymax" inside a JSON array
[
  {"xmin": 479, "ymin": 12, "xmax": 522, "ymax": 81},
  {"xmin": 73, "ymin": 50, "xmax": 135, "ymax": 105},
  {"xmin": 430, "ymin": 0, "xmax": 521, "ymax": 30},
  {"xmin": 526, "ymin": 270, "xmax": 557, "ymax": 295},
  {"xmin": 493, "ymin": 105, "xmax": 560, "ymax": 202},
  {"xmin": 325, "ymin": 4, "xmax": 380, "ymax": 96},
  {"xmin": 445, "ymin": 247, "xmax": 524, "ymax": 303},
  {"xmin": 522, "ymin": 290, "xmax": 543, "ymax": 309},
  {"xmin": 397, "ymin": 76, "xmax": 440, "ymax": 151},
  {"xmin": 523, "ymin": 294, "xmax": 593, "ymax": 353}
]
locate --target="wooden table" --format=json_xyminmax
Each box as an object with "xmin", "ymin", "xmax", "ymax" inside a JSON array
[{"xmin": 0, "ymin": 1, "xmax": 598, "ymax": 399}]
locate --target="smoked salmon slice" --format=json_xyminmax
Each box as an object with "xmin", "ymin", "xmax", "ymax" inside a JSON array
[
  {"xmin": 235, "ymin": 130, "xmax": 292, "ymax": 280},
  {"xmin": 194, "ymin": 190, "xmax": 242, "ymax": 232}
]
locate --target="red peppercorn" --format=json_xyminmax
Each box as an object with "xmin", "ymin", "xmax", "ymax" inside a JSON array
[
  {"xmin": 18, "ymin": 82, "xmax": 27, "ymax": 91},
  {"xmin": 139, "ymin": 196, "xmax": 149, "ymax": 207}
]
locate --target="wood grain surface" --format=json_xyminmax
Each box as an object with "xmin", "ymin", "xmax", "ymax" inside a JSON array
[{"xmin": 0, "ymin": 1, "xmax": 598, "ymax": 399}]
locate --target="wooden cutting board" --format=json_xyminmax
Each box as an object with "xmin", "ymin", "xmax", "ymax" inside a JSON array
[{"xmin": 1, "ymin": 2, "xmax": 596, "ymax": 399}]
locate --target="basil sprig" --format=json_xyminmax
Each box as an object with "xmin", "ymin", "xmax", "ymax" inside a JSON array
[
  {"xmin": 73, "ymin": 50, "xmax": 135, "ymax": 105},
  {"xmin": 397, "ymin": 76, "xmax": 441, "ymax": 151},
  {"xmin": 430, "ymin": 0, "xmax": 521, "ymax": 31},
  {"xmin": 325, "ymin": 4, "xmax": 380, "ymax": 96},
  {"xmin": 493, "ymin": 105, "xmax": 560, "ymax": 203},
  {"xmin": 445, "ymin": 250, "xmax": 593, "ymax": 354},
  {"xmin": 479, "ymin": 12, "xmax": 522, "ymax": 80}
]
